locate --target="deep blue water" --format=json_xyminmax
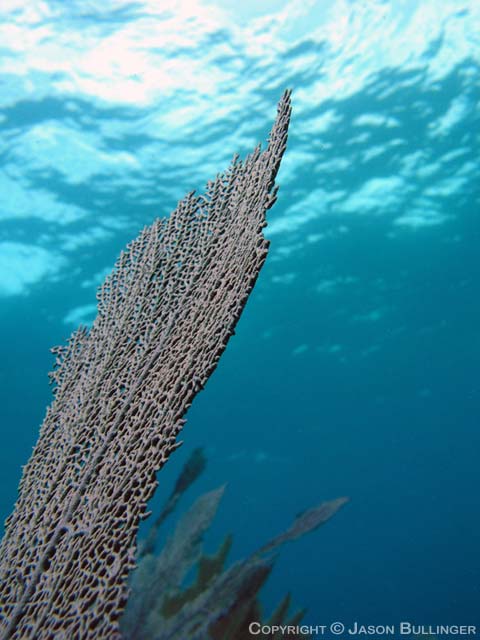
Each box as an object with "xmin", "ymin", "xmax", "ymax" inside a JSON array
[{"xmin": 1, "ymin": 0, "xmax": 479, "ymax": 635}]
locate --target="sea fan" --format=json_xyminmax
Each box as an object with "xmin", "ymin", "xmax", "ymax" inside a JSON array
[{"xmin": 0, "ymin": 91, "xmax": 292, "ymax": 639}]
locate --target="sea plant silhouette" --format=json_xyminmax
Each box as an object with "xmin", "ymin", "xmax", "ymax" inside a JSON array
[
  {"xmin": 120, "ymin": 448, "xmax": 348, "ymax": 640},
  {"xmin": 0, "ymin": 91, "xmax": 292, "ymax": 639}
]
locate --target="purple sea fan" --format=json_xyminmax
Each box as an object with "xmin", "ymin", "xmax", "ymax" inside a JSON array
[{"xmin": 0, "ymin": 91, "xmax": 291, "ymax": 639}]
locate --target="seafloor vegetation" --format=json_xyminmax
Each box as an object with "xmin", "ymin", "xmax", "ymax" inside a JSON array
[{"xmin": 121, "ymin": 449, "xmax": 347, "ymax": 639}]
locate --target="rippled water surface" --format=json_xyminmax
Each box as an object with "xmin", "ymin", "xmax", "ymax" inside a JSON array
[{"xmin": 1, "ymin": 0, "xmax": 479, "ymax": 630}]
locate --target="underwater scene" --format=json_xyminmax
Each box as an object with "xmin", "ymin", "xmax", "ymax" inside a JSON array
[{"xmin": 0, "ymin": 0, "xmax": 479, "ymax": 637}]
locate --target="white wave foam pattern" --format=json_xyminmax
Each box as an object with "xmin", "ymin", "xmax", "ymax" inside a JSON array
[{"xmin": 0, "ymin": 0, "xmax": 478, "ymax": 297}]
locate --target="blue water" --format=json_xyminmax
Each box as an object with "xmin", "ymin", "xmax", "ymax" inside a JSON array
[{"xmin": 1, "ymin": 0, "xmax": 479, "ymax": 635}]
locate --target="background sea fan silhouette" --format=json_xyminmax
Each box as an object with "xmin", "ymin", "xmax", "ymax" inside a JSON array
[
  {"xmin": 0, "ymin": 91, "xmax": 291, "ymax": 639},
  {"xmin": 120, "ymin": 447, "xmax": 349, "ymax": 640}
]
